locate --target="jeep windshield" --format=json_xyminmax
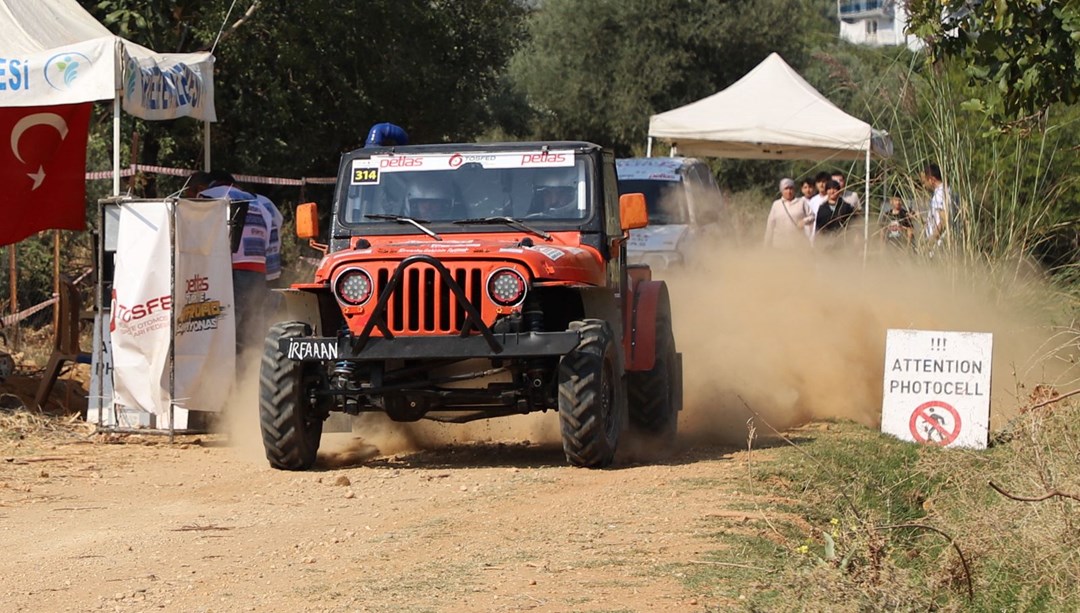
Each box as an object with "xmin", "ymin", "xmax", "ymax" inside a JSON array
[
  {"xmin": 617, "ymin": 179, "xmax": 689, "ymax": 225},
  {"xmin": 338, "ymin": 150, "xmax": 593, "ymax": 232}
]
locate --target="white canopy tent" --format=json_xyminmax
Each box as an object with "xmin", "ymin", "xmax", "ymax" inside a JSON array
[
  {"xmin": 647, "ymin": 53, "xmax": 892, "ymax": 250},
  {"xmin": 0, "ymin": 0, "xmax": 217, "ymax": 195}
]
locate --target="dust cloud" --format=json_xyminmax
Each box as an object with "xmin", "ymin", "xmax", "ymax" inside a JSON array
[
  {"xmin": 667, "ymin": 242, "xmax": 1080, "ymax": 445},
  {"xmin": 222, "ymin": 242, "xmax": 1079, "ymax": 462}
]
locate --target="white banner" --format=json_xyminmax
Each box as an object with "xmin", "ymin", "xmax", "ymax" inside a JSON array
[
  {"xmin": 122, "ymin": 51, "xmax": 217, "ymax": 122},
  {"xmin": 173, "ymin": 199, "xmax": 234, "ymax": 411},
  {"xmin": 0, "ymin": 37, "xmax": 117, "ymax": 107},
  {"xmin": 110, "ymin": 201, "xmax": 174, "ymax": 425}
]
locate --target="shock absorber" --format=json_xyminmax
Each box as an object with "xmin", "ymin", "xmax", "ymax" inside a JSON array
[
  {"xmin": 523, "ymin": 295, "xmax": 547, "ymax": 394},
  {"xmin": 330, "ymin": 360, "xmax": 358, "ymax": 413}
]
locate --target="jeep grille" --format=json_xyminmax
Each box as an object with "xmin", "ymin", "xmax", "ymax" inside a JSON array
[{"xmin": 373, "ymin": 263, "xmax": 484, "ymax": 334}]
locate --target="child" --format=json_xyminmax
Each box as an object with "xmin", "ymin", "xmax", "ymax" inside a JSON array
[{"xmin": 882, "ymin": 194, "xmax": 914, "ymax": 249}]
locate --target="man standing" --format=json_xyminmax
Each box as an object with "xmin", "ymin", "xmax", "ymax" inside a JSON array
[
  {"xmin": 256, "ymin": 192, "xmax": 285, "ymax": 322},
  {"xmin": 814, "ymin": 179, "xmax": 856, "ymax": 249},
  {"xmin": 920, "ymin": 163, "xmax": 950, "ymax": 249},
  {"xmin": 199, "ymin": 172, "xmax": 267, "ymax": 356},
  {"xmin": 831, "ymin": 170, "xmax": 862, "ymax": 213}
]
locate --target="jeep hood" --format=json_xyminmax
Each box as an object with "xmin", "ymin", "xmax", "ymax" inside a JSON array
[
  {"xmin": 314, "ymin": 234, "xmax": 606, "ymax": 286},
  {"xmin": 627, "ymin": 224, "xmax": 688, "ymax": 253}
]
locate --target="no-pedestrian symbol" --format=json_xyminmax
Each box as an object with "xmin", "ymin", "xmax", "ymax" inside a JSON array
[{"xmin": 908, "ymin": 400, "xmax": 962, "ymax": 446}]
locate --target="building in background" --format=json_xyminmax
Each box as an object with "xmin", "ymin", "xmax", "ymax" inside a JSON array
[{"xmin": 838, "ymin": 0, "xmax": 924, "ymax": 51}]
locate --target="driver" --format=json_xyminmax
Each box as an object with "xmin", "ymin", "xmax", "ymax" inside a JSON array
[
  {"xmin": 405, "ymin": 177, "xmax": 456, "ymax": 221},
  {"xmin": 531, "ymin": 169, "xmax": 579, "ymax": 217}
]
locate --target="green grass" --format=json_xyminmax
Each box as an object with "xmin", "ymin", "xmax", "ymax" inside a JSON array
[{"xmin": 674, "ymin": 405, "xmax": 1080, "ymax": 611}]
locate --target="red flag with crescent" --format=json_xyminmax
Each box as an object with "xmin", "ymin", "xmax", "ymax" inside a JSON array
[{"xmin": 0, "ymin": 103, "xmax": 92, "ymax": 246}]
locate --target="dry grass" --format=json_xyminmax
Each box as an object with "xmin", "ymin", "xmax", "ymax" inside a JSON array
[{"xmin": 698, "ymin": 396, "xmax": 1080, "ymax": 611}]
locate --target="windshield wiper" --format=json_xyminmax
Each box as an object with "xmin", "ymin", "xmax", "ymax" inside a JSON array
[
  {"xmin": 453, "ymin": 216, "xmax": 551, "ymax": 241},
  {"xmin": 365, "ymin": 214, "xmax": 442, "ymax": 241}
]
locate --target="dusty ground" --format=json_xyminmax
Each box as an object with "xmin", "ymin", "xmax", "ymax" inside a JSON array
[{"xmin": 0, "ymin": 404, "xmax": 797, "ymax": 613}]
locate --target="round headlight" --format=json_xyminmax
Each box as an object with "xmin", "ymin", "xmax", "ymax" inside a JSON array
[
  {"xmin": 487, "ymin": 268, "xmax": 527, "ymax": 306},
  {"xmin": 334, "ymin": 268, "xmax": 374, "ymax": 306}
]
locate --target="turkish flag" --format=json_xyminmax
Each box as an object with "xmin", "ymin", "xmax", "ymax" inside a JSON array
[{"xmin": 0, "ymin": 103, "xmax": 92, "ymax": 247}]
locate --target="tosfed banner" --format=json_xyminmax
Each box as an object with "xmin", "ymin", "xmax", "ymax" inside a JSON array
[
  {"xmin": 111, "ymin": 201, "xmax": 173, "ymax": 425},
  {"xmin": 109, "ymin": 199, "xmax": 234, "ymax": 429}
]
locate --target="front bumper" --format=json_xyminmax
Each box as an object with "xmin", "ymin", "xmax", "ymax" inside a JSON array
[{"xmin": 280, "ymin": 330, "xmax": 582, "ymax": 362}]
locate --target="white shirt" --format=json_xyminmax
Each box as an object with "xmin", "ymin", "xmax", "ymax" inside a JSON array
[{"xmin": 925, "ymin": 184, "xmax": 947, "ymax": 239}]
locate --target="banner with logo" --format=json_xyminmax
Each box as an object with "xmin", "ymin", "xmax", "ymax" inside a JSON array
[
  {"xmin": 111, "ymin": 201, "xmax": 174, "ymax": 426},
  {"xmin": 0, "ymin": 102, "xmax": 92, "ymax": 246},
  {"xmin": 173, "ymin": 199, "xmax": 234, "ymax": 412},
  {"xmin": 122, "ymin": 51, "xmax": 217, "ymax": 122},
  {"xmin": 0, "ymin": 37, "xmax": 116, "ymax": 107}
]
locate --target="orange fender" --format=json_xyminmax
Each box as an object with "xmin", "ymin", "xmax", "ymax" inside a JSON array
[{"xmin": 624, "ymin": 279, "xmax": 669, "ymax": 372}]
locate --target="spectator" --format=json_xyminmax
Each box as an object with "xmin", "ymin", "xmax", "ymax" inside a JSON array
[
  {"xmin": 810, "ymin": 171, "xmax": 830, "ymax": 214},
  {"xmin": 815, "ymin": 179, "xmax": 856, "ymax": 244},
  {"xmin": 920, "ymin": 163, "xmax": 949, "ymax": 247},
  {"xmin": 764, "ymin": 178, "xmax": 814, "ymax": 250},
  {"xmin": 831, "ymin": 169, "xmax": 863, "ymax": 213},
  {"xmin": 881, "ymin": 193, "xmax": 914, "ymax": 249},
  {"xmin": 199, "ymin": 172, "xmax": 268, "ymax": 356},
  {"xmin": 256, "ymin": 193, "xmax": 284, "ymax": 287},
  {"xmin": 182, "ymin": 171, "xmax": 212, "ymax": 198},
  {"xmin": 799, "ymin": 177, "xmax": 816, "ymax": 204}
]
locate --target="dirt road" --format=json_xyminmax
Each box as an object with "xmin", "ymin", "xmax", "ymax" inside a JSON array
[{"xmin": 0, "ymin": 416, "xmax": 798, "ymax": 613}]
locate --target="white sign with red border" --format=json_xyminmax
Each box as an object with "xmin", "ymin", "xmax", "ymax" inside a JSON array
[{"xmin": 881, "ymin": 329, "xmax": 992, "ymax": 449}]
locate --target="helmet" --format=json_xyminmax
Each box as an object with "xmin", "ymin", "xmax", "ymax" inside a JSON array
[
  {"xmin": 405, "ymin": 175, "xmax": 455, "ymax": 220},
  {"xmin": 532, "ymin": 168, "xmax": 577, "ymax": 214}
]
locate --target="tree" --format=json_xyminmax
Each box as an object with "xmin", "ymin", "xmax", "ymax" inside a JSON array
[
  {"xmin": 906, "ymin": 0, "xmax": 1080, "ymax": 128},
  {"xmin": 80, "ymin": 0, "xmax": 528, "ymax": 183},
  {"xmin": 507, "ymin": 0, "xmax": 826, "ymax": 155}
]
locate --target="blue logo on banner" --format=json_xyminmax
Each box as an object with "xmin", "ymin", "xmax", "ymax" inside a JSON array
[{"xmin": 44, "ymin": 52, "xmax": 92, "ymax": 91}]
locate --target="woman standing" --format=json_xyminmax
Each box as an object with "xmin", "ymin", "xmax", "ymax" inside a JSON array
[{"xmin": 763, "ymin": 177, "xmax": 814, "ymax": 249}]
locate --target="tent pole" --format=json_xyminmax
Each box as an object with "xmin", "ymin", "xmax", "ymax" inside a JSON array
[
  {"xmin": 203, "ymin": 121, "xmax": 211, "ymax": 171},
  {"xmin": 646, "ymin": 137, "xmax": 653, "ymax": 158},
  {"xmin": 112, "ymin": 92, "xmax": 121, "ymax": 196},
  {"xmin": 863, "ymin": 140, "xmax": 870, "ymax": 264}
]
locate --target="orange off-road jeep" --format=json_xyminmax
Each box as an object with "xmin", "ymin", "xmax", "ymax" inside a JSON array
[{"xmin": 259, "ymin": 141, "xmax": 681, "ymax": 470}]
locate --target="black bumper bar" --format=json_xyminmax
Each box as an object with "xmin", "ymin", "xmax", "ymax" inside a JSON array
[{"xmin": 280, "ymin": 330, "xmax": 582, "ymax": 362}]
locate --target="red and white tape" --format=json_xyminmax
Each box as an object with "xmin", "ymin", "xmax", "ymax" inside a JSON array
[{"xmin": 85, "ymin": 164, "xmax": 335, "ymax": 186}]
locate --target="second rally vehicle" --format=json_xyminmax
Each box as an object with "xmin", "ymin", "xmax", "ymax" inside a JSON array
[{"xmin": 260, "ymin": 141, "xmax": 682, "ymax": 469}]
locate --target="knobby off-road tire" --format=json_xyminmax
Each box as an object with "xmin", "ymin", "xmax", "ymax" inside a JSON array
[
  {"xmin": 558, "ymin": 320, "xmax": 627, "ymax": 468},
  {"xmin": 628, "ymin": 315, "xmax": 680, "ymax": 441},
  {"xmin": 259, "ymin": 322, "xmax": 324, "ymax": 470}
]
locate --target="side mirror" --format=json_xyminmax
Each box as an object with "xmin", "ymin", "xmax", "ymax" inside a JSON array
[
  {"xmin": 296, "ymin": 202, "xmax": 319, "ymax": 239},
  {"xmin": 619, "ymin": 193, "xmax": 648, "ymax": 230}
]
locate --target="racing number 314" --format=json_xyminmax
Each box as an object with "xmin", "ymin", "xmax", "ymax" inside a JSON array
[{"xmin": 353, "ymin": 168, "xmax": 379, "ymax": 185}]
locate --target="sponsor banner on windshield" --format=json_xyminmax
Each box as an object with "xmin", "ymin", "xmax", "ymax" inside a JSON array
[{"xmin": 351, "ymin": 150, "xmax": 575, "ymax": 183}]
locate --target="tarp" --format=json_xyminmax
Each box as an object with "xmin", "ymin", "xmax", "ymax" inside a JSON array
[
  {"xmin": 648, "ymin": 53, "xmax": 890, "ymax": 161},
  {"xmin": 0, "ymin": 0, "xmax": 216, "ymax": 121}
]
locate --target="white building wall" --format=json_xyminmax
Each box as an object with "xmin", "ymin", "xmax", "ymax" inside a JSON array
[{"xmin": 838, "ymin": 0, "xmax": 924, "ymax": 51}]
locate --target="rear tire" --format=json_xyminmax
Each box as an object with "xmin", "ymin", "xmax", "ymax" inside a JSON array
[
  {"xmin": 558, "ymin": 320, "xmax": 626, "ymax": 468},
  {"xmin": 259, "ymin": 322, "xmax": 324, "ymax": 470},
  {"xmin": 628, "ymin": 315, "xmax": 680, "ymax": 441}
]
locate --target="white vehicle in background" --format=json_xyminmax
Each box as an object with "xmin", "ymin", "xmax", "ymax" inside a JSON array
[{"xmin": 615, "ymin": 157, "xmax": 724, "ymax": 272}]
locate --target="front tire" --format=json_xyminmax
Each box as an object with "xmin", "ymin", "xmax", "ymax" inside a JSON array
[
  {"xmin": 558, "ymin": 320, "xmax": 626, "ymax": 468},
  {"xmin": 259, "ymin": 322, "xmax": 324, "ymax": 470}
]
